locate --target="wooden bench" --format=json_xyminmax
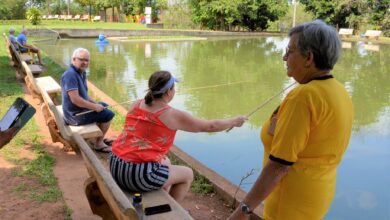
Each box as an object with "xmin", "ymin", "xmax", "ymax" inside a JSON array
[
  {"xmin": 37, "ymin": 83, "xmax": 192, "ymax": 219},
  {"xmin": 364, "ymin": 30, "xmax": 382, "ymax": 40},
  {"xmin": 9, "ymin": 43, "xmax": 43, "ymax": 76},
  {"xmin": 38, "ymin": 84, "xmax": 103, "ymax": 150},
  {"xmin": 73, "ymin": 133, "xmax": 193, "ymax": 220},
  {"xmin": 3, "ymin": 33, "xmax": 33, "ymax": 65},
  {"xmin": 81, "ymin": 15, "xmax": 89, "ymax": 21},
  {"xmin": 93, "ymin": 16, "xmax": 101, "ymax": 22},
  {"xmin": 72, "ymin": 14, "xmax": 81, "ymax": 21},
  {"xmin": 339, "ymin": 28, "xmax": 354, "ymax": 37},
  {"xmin": 21, "ymin": 61, "xmax": 61, "ymax": 101}
]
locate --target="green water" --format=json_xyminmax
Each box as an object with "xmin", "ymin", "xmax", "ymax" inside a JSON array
[{"xmin": 37, "ymin": 37, "xmax": 390, "ymax": 219}]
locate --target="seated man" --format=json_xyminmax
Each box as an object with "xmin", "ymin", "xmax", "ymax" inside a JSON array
[
  {"xmin": 17, "ymin": 28, "xmax": 44, "ymax": 65},
  {"xmin": 8, "ymin": 27, "xmax": 18, "ymax": 49},
  {"xmin": 61, "ymin": 48, "xmax": 115, "ymax": 152}
]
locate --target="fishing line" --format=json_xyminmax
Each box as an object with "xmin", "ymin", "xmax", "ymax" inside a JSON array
[{"xmin": 226, "ymin": 81, "xmax": 297, "ymax": 132}]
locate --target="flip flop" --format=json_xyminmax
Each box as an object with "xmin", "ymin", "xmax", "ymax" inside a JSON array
[
  {"xmin": 93, "ymin": 146, "xmax": 112, "ymax": 153},
  {"xmin": 103, "ymin": 138, "xmax": 114, "ymax": 146}
]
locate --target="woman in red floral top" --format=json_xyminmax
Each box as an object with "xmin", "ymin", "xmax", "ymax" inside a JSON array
[{"xmin": 110, "ymin": 70, "xmax": 247, "ymax": 202}]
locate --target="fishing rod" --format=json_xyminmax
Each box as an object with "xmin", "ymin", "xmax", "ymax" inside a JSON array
[
  {"xmin": 74, "ymin": 99, "xmax": 135, "ymax": 117},
  {"xmin": 226, "ymin": 81, "xmax": 297, "ymax": 132}
]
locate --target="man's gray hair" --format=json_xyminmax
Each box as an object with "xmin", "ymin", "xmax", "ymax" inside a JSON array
[
  {"xmin": 9, "ymin": 27, "xmax": 15, "ymax": 34},
  {"xmin": 289, "ymin": 20, "xmax": 341, "ymax": 70},
  {"xmin": 72, "ymin": 48, "xmax": 90, "ymax": 59}
]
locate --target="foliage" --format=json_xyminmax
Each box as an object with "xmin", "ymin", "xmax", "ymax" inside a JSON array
[
  {"xmin": 122, "ymin": 0, "xmax": 167, "ymax": 23},
  {"xmin": 239, "ymin": 0, "xmax": 288, "ymax": 31},
  {"xmin": 26, "ymin": 7, "xmax": 42, "ymax": 25},
  {"xmin": 300, "ymin": 0, "xmax": 389, "ymax": 34},
  {"xmin": 160, "ymin": 1, "xmax": 197, "ymax": 29},
  {"xmin": 189, "ymin": 0, "xmax": 288, "ymax": 31},
  {"xmin": 0, "ymin": 0, "xmax": 27, "ymax": 20}
]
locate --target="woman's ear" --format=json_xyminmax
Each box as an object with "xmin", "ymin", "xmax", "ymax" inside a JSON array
[{"xmin": 305, "ymin": 51, "xmax": 314, "ymax": 68}]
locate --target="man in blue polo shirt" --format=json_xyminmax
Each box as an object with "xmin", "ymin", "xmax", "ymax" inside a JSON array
[
  {"xmin": 17, "ymin": 28, "xmax": 44, "ymax": 65},
  {"xmin": 61, "ymin": 48, "xmax": 115, "ymax": 152},
  {"xmin": 8, "ymin": 27, "xmax": 18, "ymax": 49}
]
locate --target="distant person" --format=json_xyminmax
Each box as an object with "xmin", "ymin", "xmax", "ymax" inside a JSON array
[
  {"xmin": 17, "ymin": 28, "xmax": 44, "ymax": 65},
  {"xmin": 228, "ymin": 20, "xmax": 353, "ymax": 220},
  {"xmin": 0, "ymin": 127, "xmax": 18, "ymax": 150},
  {"xmin": 8, "ymin": 27, "xmax": 18, "ymax": 49},
  {"xmin": 61, "ymin": 48, "xmax": 115, "ymax": 152},
  {"xmin": 110, "ymin": 70, "xmax": 247, "ymax": 202}
]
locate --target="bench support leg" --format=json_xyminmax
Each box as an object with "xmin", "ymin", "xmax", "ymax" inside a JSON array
[{"xmin": 84, "ymin": 177, "xmax": 117, "ymax": 220}]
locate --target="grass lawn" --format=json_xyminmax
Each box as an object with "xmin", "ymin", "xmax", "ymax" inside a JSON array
[
  {"xmin": 0, "ymin": 26, "xmax": 70, "ymax": 218},
  {"xmin": 1, "ymin": 20, "xmax": 147, "ymax": 31}
]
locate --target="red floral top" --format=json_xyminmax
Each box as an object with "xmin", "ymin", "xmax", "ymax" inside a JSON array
[{"xmin": 112, "ymin": 100, "xmax": 176, "ymax": 163}]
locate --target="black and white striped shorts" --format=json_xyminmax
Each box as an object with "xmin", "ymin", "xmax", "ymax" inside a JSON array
[{"xmin": 109, "ymin": 153, "xmax": 170, "ymax": 192}]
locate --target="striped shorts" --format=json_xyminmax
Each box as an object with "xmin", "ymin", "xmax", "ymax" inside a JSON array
[{"xmin": 109, "ymin": 153, "xmax": 170, "ymax": 192}]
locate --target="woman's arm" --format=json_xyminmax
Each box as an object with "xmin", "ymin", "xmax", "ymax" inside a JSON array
[
  {"xmin": 228, "ymin": 160, "xmax": 290, "ymax": 220},
  {"xmin": 161, "ymin": 108, "xmax": 247, "ymax": 132}
]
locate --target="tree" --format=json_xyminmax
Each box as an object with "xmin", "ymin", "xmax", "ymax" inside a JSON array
[
  {"xmin": 366, "ymin": 0, "xmax": 390, "ymax": 29},
  {"xmin": 239, "ymin": 0, "xmax": 288, "ymax": 31},
  {"xmin": 189, "ymin": 0, "xmax": 288, "ymax": 31},
  {"xmin": 299, "ymin": 0, "xmax": 367, "ymax": 29},
  {"xmin": 26, "ymin": 7, "xmax": 42, "ymax": 25},
  {"xmin": 74, "ymin": 0, "xmax": 96, "ymax": 18},
  {"xmin": 0, "ymin": 0, "xmax": 27, "ymax": 19}
]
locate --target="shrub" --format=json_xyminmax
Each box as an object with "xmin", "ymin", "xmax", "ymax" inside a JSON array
[{"xmin": 26, "ymin": 7, "xmax": 41, "ymax": 25}]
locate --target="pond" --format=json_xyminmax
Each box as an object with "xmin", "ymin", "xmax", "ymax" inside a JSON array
[{"xmin": 37, "ymin": 37, "xmax": 390, "ymax": 219}]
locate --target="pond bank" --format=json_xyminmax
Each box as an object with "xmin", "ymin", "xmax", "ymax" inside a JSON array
[{"xmin": 29, "ymin": 28, "xmax": 284, "ymax": 39}]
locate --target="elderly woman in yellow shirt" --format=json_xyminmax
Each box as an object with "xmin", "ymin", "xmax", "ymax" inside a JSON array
[{"xmin": 229, "ymin": 20, "xmax": 353, "ymax": 220}]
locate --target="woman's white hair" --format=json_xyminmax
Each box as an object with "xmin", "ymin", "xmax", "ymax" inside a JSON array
[
  {"xmin": 72, "ymin": 48, "xmax": 89, "ymax": 59},
  {"xmin": 288, "ymin": 20, "xmax": 341, "ymax": 70}
]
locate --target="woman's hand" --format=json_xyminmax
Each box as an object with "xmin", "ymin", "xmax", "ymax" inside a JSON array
[{"xmin": 232, "ymin": 116, "xmax": 248, "ymax": 127}]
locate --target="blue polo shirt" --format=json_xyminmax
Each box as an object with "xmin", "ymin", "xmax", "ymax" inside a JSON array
[
  {"xmin": 61, "ymin": 64, "xmax": 90, "ymax": 125},
  {"xmin": 9, "ymin": 35, "xmax": 18, "ymax": 49},
  {"xmin": 17, "ymin": 33, "xmax": 27, "ymax": 52}
]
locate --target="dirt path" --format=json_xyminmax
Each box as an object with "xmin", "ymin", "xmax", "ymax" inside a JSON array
[{"xmin": 0, "ymin": 91, "xmax": 232, "ymax": 219}]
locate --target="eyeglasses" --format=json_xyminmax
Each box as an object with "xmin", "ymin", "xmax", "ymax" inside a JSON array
[{"xmin": 76, "ymin": 57, "xmax": 89, "ymax": 62}]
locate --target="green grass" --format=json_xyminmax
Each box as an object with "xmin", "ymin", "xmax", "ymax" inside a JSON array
[
  {"xmin": 0, "ymin": 25, "xmax": 66, "ymax": 206},
  {"xmin": 1, "ymin": 20, "xmax": 147, "ymax": 31},
  {"xmin": 168, "ymin": 152, "xmax": 215, "ymax": 195},
  {"xmin": 63, "ymin": 205, "xmax": 73, "ymax": 220},
  {"xmin": 110, "ymin": 108, "xmax": 126, "ymax": 131}
]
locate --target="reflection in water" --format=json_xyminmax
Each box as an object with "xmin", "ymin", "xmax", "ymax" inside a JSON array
[{"xmin": 37, "ymin": 38, "xmax": 390, "ymax": 220}]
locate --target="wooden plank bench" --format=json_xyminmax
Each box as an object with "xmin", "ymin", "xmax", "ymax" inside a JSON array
[
  {"xmin": 37, "ymin": 80, "xmax": 192, "ymax": 219},
  {"xmin": 22, "ymin": 61, "xmax": 61, "ymax": 100},
  {"xmin": 9, "ymin": 42, "xmax": 43, "ymax": 76},
  {"xmin": 73, "ymin": 133, "xmax": 193, "ymax": 220},
  {"xmin": 364, "ymin": 30, "xmax": 382, "ymax": 40},
  {"xmin": 339, "ymin": 28, "xmax": 354, "ymax": 37},
  {"xmin": 38, "ymin": 83, "xmax": 103, "ymax": 151},
  {"xmin": 3, "ymin": 33, "xmax": 33, "ymax": 66}
]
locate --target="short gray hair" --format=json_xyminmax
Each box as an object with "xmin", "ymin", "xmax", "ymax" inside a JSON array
[
  {"xmin": 9, "ymin": 27, "xmax": 15, "ymax": 34},
  {"xmin": 289, "ymin": 20, "xmax": 341, "ymax": 70},
  {"xmin": 72, "ymin": 48, "xmax": 90, "ymax": 59}
]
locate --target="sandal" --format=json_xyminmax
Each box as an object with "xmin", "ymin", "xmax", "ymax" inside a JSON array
[
  {"xmin": 93, "ymin": 146, "xmax": 112, "ymax": 153},
  {"xmin": 103, "ymin": 138, "xmax": 114, "ymax": 146}
]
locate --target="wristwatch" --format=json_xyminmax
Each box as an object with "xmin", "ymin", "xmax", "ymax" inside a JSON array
[{"xmin": 240, "ymin": 201, "xmax": 253, "ymax": 215}]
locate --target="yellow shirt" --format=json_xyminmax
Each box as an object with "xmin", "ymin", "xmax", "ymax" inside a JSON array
[{"xmin": 260, "ymin": 77, "xmax": 353, "ymax": 220}]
